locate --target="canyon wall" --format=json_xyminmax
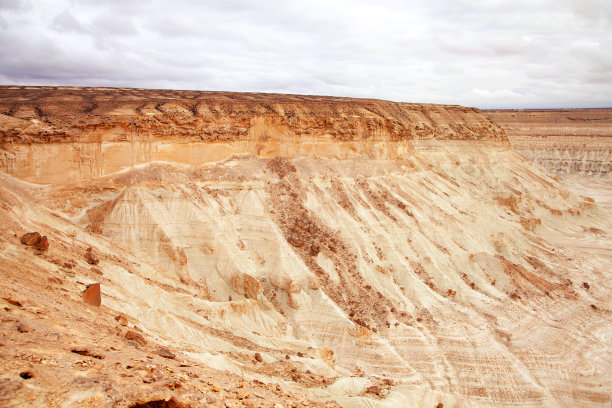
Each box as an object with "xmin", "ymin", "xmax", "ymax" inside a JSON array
[
  {"xmin": 485, "ymin": 109, "xmax": 612, "ymax": 175},
  {"xmin": 0, "ymin": 87, "xmax": 506, "ymax": 183},
  {"xmin": 0, "ymin": 87, "xmax": 611, "ymax": 408}
]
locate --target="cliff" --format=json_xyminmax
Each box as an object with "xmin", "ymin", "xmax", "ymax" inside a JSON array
[
  {"xmin": 0, "ymin": 86, "xmax": 505, "ymax": 183},
  {"xmin": 0, "ymin": 87, "xmax": 610, "ymax": 408},
  {"xmin": 485, "ymin": 109, "xmax": 612, "ymax": 175}
]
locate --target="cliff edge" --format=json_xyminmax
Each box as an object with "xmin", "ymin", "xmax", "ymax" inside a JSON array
[{"xmin": 0, "ymin": 86, "xmax": 506, "ymax": 183}]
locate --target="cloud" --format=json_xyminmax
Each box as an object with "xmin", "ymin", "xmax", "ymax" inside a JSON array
[
  {"xmin": 0, "ymin": 0, "xmax": 610, "ymax": 108},
  {"xmin": 0, "ymin": 0, "xmax": 31, "ymax": 12},
  {"xmin": 52, "ymin": 10, "xmax": 88, "ymax": 33},
  {"xmin": 92, "ymin": 13, "xmax": 137, "ymax": 37}
]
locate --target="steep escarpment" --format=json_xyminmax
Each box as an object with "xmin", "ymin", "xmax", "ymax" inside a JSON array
[
  {"xmin": 486, "ymin": 109, "xmax": 612, "ymax": 175},
  {"xmin": 0, "ymin": 86, "xmax": 505, "ymax": 183},
  {"xmin": 0, "ymin": 87, "xmax": 611, "ymax": 408}
]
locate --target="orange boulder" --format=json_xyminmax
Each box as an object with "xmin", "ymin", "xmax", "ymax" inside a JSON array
[
  {"xmin": 82, "ymin": 283, "xmax": 101, "ymax": 306},
  {"xmin": 20, "ymin": 232, "xmax": 41, "ymax": 246},
  {"xmin": 33, "ymin": 236, "xmax": 49, "ymax": 252}
]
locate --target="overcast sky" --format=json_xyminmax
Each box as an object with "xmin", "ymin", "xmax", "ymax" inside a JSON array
[{"xmin": 0, "ymin": 0, "xmax": 611, "ymax": 108}]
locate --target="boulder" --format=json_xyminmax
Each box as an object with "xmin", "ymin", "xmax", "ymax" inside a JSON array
[
  {"xmin": 82, "ymin": 283, "xmax": 101, "ymax": 306},
  {"xmin": 33, "ymin": 236, "xmax": 49, "ymax": 252},
  {"xmin": 20, "ymin": 232, "xmax": 40, "ymax": 246},
  {"xmin": 125, "ymin": 330, "xmax": 147, "ymax": 346},
  {"xmin": 155, "ymin": 347, "xmax": 176, "ymax": 359}
]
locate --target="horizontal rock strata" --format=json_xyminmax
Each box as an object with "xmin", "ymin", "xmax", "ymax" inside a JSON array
[
  {"xmin": 485, "ymin": 109, "xmax": 612, "ymax": 175},
  {"xmin": 0, "ymin": 87, "xmax": 610, "ymax": 408}
]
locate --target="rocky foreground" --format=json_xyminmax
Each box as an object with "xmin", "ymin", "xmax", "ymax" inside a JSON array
[{"xmin": 0, "ymin": 87, "xmax": 610, "ymax": 408}]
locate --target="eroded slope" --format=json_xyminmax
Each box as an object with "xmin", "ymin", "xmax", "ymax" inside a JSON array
[{"xmin": 0, "ymin": 88, "xmax": 611, "ymax": 408}]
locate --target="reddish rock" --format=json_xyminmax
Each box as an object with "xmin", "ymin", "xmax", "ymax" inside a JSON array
[
  {"xmin": 114, "ymin": 315, "xmax": 128, "ymax": 326},
  {"xmin": 20, "ymin": 232, "xmax": 40, "ymax": 246},
  {"xmin": 91, "ymin": 267, "xmax": 104, "ymax": 275},
  {"xmin": 126, "ymin": 330, "xmax": 147, "ymax": 345},
  {"xmin": 155, "ymin": 347, "xmax": 176, "ymax": 359},
  {"xmin": 82, "ymin": 283, "xmax": 101, "ymax": 306},
  {"xmin": 71, "ymin": 347, "xmax": 104, "ymax": 359},
  {"xmin": 365, "ymin": 385, "xmax": 382, "ymax": 396},
  {"xmin": 33, "ymin": 236, "xmax": 49, "ymax": 252},
  {"xmin": 85, "ymin": 251, "xmax": 99, "ymax": 265}
]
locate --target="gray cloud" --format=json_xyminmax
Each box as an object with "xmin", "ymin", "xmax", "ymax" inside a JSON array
[
  {"xmin": 0, "ymin": 0, "xmax": 31, "ymax": 12},
  {"xmin": 52, "ymin": 10, "xmax": 88, "ymax": 33},
  {"xmin": 0, "ymin": 0, "xmax": 611, "ymax": 108}
]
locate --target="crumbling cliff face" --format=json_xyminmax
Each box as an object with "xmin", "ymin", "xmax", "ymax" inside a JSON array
[
  {"xmin": 486, "ymin": 109, "xmax": 612, "ymax": 175},
  {"xmin": 0, "ymin": 87, "xmax": 505, "ymax": 183},
  {"xmin": 0, "ymin": 87, "xmax": 610, "ymax": 408}
]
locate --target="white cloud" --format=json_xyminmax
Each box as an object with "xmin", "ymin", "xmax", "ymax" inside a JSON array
[
  {"xmin": 0, "ymin": 0, "xmax": 610, "ymax": 108},
  {"xmin": 52, "ymin": 10, "xmax": 88, "ymax": 33}
]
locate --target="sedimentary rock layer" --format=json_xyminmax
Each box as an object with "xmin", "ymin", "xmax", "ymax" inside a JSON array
[
  {"xmin": 0, "ymin": 87, "xmax": 610, "ymax": 408},
  {"xmin": 486, "ymin": 109, "xmax": 612, "ymax": 174},
  {"xmin": 0, "ymin": 86, "xmax": 505, "ymax": 183}
]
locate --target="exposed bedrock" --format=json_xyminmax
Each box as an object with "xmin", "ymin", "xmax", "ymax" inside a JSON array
[
  {"xmin": 486, "ymin": 109, "xmax": 612, "ymax": 175},
  {"xmin": 0, "ymin": 86, "xmax": 506, "ymax": 183},
  {"xmin": 0, "ymin": 87, "xmax": 610, "ymax": 408}
]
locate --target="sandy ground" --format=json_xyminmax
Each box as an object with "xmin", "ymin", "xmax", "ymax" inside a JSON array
[{"xmin": 561, "ymin": 174, "xmax": 612, "ymax": 214}]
